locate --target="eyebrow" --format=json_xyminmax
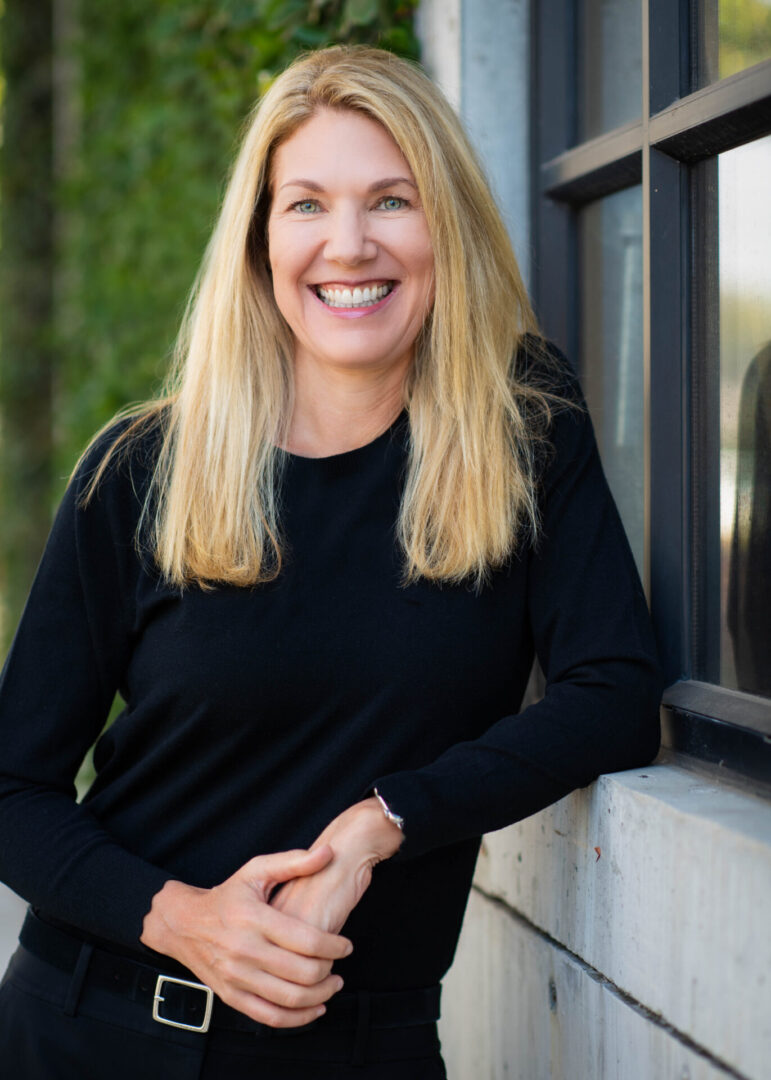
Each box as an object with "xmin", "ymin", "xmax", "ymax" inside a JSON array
[{"xmin": 278, "ymin": 176, "xmax": 418, "ymax": 194}]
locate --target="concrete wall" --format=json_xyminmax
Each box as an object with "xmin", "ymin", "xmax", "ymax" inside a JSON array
[
  {"xmin": 0, "ymin": 883, "xmax": 25, "ymax": 971},
  {"xmin": 438, "ymin": 760, "xmax": 771, "ymax": 1078},
  {"xmin": 417, "ymin": 0, "xmax": 532, "ymax": 290}
]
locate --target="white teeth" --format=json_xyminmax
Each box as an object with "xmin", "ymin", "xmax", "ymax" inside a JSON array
[{"xmin": 317, "ymin": 282, "xmax": 393, "ymax": 308}]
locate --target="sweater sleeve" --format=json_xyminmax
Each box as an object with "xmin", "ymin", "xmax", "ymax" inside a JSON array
[
  {"xmin": 0, "ymin": 427, "xmax": 173, "ymax": 946},
  {"xmin": 372, "ymin": 354, "xmax": 663, "ymax": 858}
]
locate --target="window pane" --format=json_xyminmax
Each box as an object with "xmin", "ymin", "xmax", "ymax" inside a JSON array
[
  {"xmin": 578, "ymin": 0, "xmax": 641, "ymax": 141},
  {"xmin": 719, "ymin": 136, "xmax": 771, "ymax": 697},
  {"xmin": 697, "ymin": 0, "xmax": 771, "ymax": 87},
  {"xmin": 579, "ymin": 185, "xmax": 644, "ymax": 576}
]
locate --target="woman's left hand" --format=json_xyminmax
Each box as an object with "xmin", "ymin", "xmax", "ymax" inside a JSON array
[{"xmin": 270, "ymin": 797, "xmax": 403, "ymax": 935}]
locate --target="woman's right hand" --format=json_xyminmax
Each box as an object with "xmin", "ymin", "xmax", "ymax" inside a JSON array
[{"xmin": 140, "ymin": 845, "xmax": 352, "ymax": 1028}]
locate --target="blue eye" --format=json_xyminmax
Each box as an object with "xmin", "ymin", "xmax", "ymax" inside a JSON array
[
  {"xmin": 379, "ymin": 196, "xmax": 407, "ymax": 210},
  {"xmin": 293, "ymin": 199, "xmax": 320, "ymax": 214}
]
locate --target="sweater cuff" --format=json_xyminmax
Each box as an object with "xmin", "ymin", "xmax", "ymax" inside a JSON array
[{"xmin": 367, "ymin": 772, "xmax": 455, "ymax": 860}]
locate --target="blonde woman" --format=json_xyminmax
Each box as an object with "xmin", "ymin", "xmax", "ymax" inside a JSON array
[{"xmin": 0, "ymin": 46, "xmax": 661, "ymax": 1078}]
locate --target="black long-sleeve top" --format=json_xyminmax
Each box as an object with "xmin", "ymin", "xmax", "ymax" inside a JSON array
[{"xmin": 0, "ymin": 350, "xmax": 662, "ymax": 990}]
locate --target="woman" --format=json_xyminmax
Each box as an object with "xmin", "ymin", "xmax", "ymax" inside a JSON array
[{"xmin": 0, "ymin": 45, "xmax": 662, "ymax": 1077}]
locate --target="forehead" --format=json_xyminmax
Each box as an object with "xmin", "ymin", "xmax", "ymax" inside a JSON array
[{"xmin": 270, "ymin": 108, "xmax": 414, "ymax": 190}]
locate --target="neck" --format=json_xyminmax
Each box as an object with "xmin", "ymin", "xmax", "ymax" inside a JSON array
[{"xmin": 283, "ymin": 353, "xmax": 409, "ymax": 458}]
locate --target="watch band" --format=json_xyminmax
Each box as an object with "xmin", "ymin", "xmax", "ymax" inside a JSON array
[{"xmin": 373, "ymin": 788, "xmax": 405, "ymax": 833}]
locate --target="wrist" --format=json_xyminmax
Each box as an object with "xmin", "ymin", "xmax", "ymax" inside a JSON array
[
  {"xmin": 353, "ymin": 796, "xmax": 404, "ymax": 860},
  {"xmin": 315, "ymin": 799, "xmax": 403, "ymax": 864},
  {"xmin": 140, "ymin": 878, "xmax": 202, "ymax": 953}
]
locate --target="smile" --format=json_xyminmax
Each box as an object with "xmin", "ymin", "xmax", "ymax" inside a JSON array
[{"xmin": 314, "ymin": 281, "xmax": 394, "ymax": 309}]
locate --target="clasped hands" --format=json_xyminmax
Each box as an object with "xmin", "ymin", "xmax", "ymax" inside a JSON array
[{"xmin": 141, "ymin": 796, "xmax": 403, "ymax": 1028}]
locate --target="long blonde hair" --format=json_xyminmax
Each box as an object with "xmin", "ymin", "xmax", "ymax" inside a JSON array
[{"xmin": 82, "ymin": 45, "xmax": 556, "ymax": 588}]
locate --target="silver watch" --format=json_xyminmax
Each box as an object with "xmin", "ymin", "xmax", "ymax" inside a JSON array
[{"xmin": 373, "ymin": 788, "xmax": 405, "ymax": 833}]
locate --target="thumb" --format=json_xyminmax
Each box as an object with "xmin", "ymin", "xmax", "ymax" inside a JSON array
[{"xmin": 238, "ymin": 845, "xmax": 334, "ymax": 898}]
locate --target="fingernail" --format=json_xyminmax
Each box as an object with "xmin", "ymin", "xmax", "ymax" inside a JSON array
[
  {"xmin": 316, "ymin": 1005, "xmax": 326, "ymax": 1018},
  {"xmin": 344, "ymin": 941, "xmax": 354, "ymax": 956},
  {"xmin": 334, "ymin": 976, "xmax": 344, "ymax": 991}
]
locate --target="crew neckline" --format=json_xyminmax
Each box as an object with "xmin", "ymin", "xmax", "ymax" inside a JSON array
[{"xmin": 278, "ymin": 409, "xmax": 408, "ymax": 467}]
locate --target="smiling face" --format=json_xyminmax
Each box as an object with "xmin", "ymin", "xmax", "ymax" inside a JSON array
[{"xmin": 267, "ymin": 108, "xmax": 435, "ymax": 381}]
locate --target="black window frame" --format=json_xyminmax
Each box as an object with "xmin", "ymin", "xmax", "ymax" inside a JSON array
[{"xmin": 532, "ymin": 0, "xmax": 771, "ymax": 787}]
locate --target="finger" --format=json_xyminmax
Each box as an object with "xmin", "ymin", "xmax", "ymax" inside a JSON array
[
  {"xmin": 213, "ymin": 934, "xmax": 335, "ymax": 988},
  {"xmin": 225, "ymin": 988, "xmax": 330, "ymax": 1030},
  {"xmin": 242, "ymin": 969, "xmax": 344, "ymax": 1011},
  {"xmin": 252, "ymin": 901, "xmax": 353, "ymax": 961},
  {"xmin": 253, "ymin": 940, "xmax": 337, "ymax": 987},
  {"xmin": 241, "ymin": 847, "xmax": 334, "ymax": 894}
]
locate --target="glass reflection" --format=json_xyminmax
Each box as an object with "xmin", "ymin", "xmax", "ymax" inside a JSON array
[
  {"xmin": 698, "ymin": 0, "xmax": 771, "ymax": 86},
  {"xmin": 578, "ymin": 0, "xmax": 641, "ymax": 141},
  {"xmin": 580, "ymin": 186, "xmax": 644, "ymax": 576},
  {"xmin": 719, "ymin": 136, "xmax": 771, "ymax": 697}
]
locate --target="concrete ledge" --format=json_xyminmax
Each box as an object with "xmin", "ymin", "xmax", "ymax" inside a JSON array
[
  {"xmin": 440, "ymin": 888, "xmax": 740, "ymax": 1080},
  {"xmin": 0, "ymin": 884, "xmax": 26, "ymax": 972},
  {"xmin": 467, "ymin": 760, "xmax": 771, "ymax": 1079}
]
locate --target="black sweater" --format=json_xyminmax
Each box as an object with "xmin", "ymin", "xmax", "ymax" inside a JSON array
[{"xmin": 0, "ymin": 353, "xmax": 662, "ymax": 990}]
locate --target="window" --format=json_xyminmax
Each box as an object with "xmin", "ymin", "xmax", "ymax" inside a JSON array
[
  {"xmin": 533, "ymin": 0, "xmax": 771, "ymax": 785},
  {"xmin": 579, "ymin": 184, "xmax": 645, "ymax": 575},
  {"xmin": 715, "ymin": 136, "xmax": 771, "ymax": 699}
]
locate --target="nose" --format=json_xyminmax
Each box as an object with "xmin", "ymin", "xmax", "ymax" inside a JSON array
[{"xmin": 323, "ymin": 206, "xmax": 377, "ymax": 266}]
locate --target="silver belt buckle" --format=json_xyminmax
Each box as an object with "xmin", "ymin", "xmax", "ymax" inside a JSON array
[{"xmin": 153, "ymin": 974, "xmax": 214, "ymax": 1033}]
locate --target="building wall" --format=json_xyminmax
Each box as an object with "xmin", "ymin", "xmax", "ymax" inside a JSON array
[
  {"xmin": 417, "ymin": 0, "xmax": 531, "ymax": 289},
  {"xmin": 438, "ymin": 762, "xmax": 771, "ymax": 1079},
  {"xmin": 418, "ymin": 3, "xmax": 771, "ymax": 1077}
]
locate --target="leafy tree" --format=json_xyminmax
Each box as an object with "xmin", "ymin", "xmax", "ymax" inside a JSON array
[{"xmin": 0, "ymin": 0, "xmax": 54, "ymax": 646}]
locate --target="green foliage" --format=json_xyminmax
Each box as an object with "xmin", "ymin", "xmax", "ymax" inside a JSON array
[
  {"xmin": 719, "ymin": 0, "xmax": 771, "ymax": 79},
  {"xmin": 54, "ymin": 0, "xmax": 419, "ymax": 479},
  {"xmin": 0, "ymin": 0, "xmax": 55, "ymax": 649}
]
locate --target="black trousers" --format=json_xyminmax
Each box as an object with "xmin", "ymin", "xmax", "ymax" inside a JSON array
[{"xmin": 0, "ymin": 944, "xmax": 447, "ymax": 1079}]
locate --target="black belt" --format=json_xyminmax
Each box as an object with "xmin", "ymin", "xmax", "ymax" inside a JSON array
[{"xmin": 19, "ymin": 910, "xmax": 441, "ymax": 1039}]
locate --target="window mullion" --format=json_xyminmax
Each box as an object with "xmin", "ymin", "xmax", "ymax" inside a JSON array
[
  {"xmin": 649, "ymin": 147, "xmax": 690, "ymax": 687},
  {"xmin": 642, "ymin": 0, "xmax": 652, "ymax": 597}
]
